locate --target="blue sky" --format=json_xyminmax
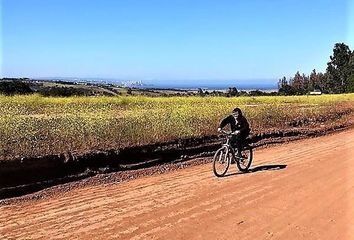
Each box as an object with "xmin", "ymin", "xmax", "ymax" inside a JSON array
[{"xmin": 1, "ymin": 0, "xmax": 352, "ymax": 86}]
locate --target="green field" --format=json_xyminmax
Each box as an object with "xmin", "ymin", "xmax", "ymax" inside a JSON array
[{"xmin": 1, "ymin": 94, "xmax": 354, "ymax": 160}]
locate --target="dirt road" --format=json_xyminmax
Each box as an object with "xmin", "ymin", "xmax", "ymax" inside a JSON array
[{"xmin": 1, "ymin": 129, "xmax": 354, "ymax": 239}]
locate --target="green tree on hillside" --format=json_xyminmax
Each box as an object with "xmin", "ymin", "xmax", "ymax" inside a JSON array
[
  {"xmin": 227, "ymin": 87, "xmax": 238, "ymax": 96},
  {"xmin": 0, "ymin": 80, "xmax": 33, "ymax": 95},
  {"xmin": 279, "ymin": 43, "xmax": 353, "ymax": 95},
  {"xmin": 290, "ymin": 71, "xmax": 305, "ymax": 94},
  {"xmin": 278, "ymin": 76, "xmax": 296, "ymax": 95},
  {"xmin": 309, "ymin": 69, "xmax": 319, "ymax": 91},
  {"xmin": 326, "ymin": 43, "xmax": 352, "ymax": 93},
  {"xmin": 278, "ymin": 76, "xmax": 288, "ymax": 89},
  {"xmin": 302, "ymin": 73, "xmax": 309, "ymax": 93},
  {"xmin": 346, "ymin": 74, "xmax": 354, "ymax": 93}
]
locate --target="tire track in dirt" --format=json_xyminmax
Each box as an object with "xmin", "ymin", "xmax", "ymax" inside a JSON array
[
  {"xmin": 139, "ymin": 139, "xmax": 354, "ymax": 240},
  {"xmin": 1, "ymin": 129, "xmax": 354, "ymax": 239},
  {"xmin": 0, "ymin": 159, "xmax": 348, "ymax": 240},
  {"xmin": 0, "ymin": 151, "xmax": 346, "ymax": 237},
  {"xmin": 122, "ymin": 152, "xmax": 351, "ymax": 240}
]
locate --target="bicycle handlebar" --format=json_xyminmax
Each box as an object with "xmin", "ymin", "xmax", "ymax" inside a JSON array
[
  {"xmin": 218, "ymin": 129, "xmax": 240, "ymax": 136},
  {"xmin": 219, "ymin": 129, "xmax": 231, "ymax": 135}
]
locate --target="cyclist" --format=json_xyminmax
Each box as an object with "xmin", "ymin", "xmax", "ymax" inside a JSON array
[{"xmin": 217, "ymin": 108, "xmax": 250, "ymax": 157}]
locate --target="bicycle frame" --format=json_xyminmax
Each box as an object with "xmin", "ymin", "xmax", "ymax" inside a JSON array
[
  {"xmin": 220, "ymin": 130, "xmax": 249, "ymax": 162},
  {"xmin": 222, "ymin": 134, "xmax": 236, "ymax": 162}
]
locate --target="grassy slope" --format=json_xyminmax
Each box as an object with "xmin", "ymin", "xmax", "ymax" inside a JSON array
[{"xmin": 1, "ymin": 94, "xmax": 353, "ymax": 160}]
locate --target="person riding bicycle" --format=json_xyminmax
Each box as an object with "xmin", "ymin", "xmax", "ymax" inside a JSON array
[{"xmin": 217, "ymin": 108, "xmax": 250, "ymax": 157}]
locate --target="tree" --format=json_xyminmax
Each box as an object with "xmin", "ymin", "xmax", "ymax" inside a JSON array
[
  {"xmin": 302, "ymin": 73, "xmax": 309, "ymax": 93},
  {"xmin": 309, "ymin": 69, "xmax": 328, "ymax": 92},
  {"xmin": 0, "ymin": 80, "xmax": 33, "ymax": 95},
  {"xmin": 346, "ymin": 54, "xmax": 354, "ymax": 92},
  {"xmin": 278, "ymin": 84, "xmax": 295, "ymax": 95},
  {"xmin": 346, "ymin": 74, "xmax": 354, "ymax": 93},
  {"xmin": 227, "ymin": 87, "xmax": 238, "ymax": 97},
  {"xmin": 278, "ymin": 76, "xmax": 297, "ymax": 95},
  {"xmin": 349, "ymin": 53, "xmax": 354, "ymax": 74},
  {"xmin": 126, "ymin": 88, "xmax": 132, "ymax": 95},
  {"xmin": 249, "ymin": 90, "xmax": 264, "ymax": 96},
  {"xmin": 326, "ymin": 43, "xmax": 352, "ymax": 93},
  {"xmin": 197, "ymin": 88, "xmax": 204, "ymax": 96},
  {"xmin": 278, "ymin": 76, "xmax": 288, "ymax": 89},
  {"xmin": 278, "ymin": 76, "xmax": 296, "ymax": 95},
  {"xmin": 291, "ymin": 71, "xmax": 304, "ymax": 94},
  {"xmin": 309, "ymin": 69, "xmax": 318, "ymax": 90}
]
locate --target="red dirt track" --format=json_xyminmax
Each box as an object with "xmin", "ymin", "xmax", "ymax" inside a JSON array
[{"xmin": 1, "ymin": 129, "xmax": 354, "ymax": 239}]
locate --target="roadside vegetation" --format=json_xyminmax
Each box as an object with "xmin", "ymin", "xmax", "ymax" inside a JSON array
[
  {"xmin": 1, "ymin": 42, "xmax": 353, "ymax": 161},
  {"xmin": 278, "ymin": 43, "xmax": 354, "ymax": 95},
  {"xmin": 0, "ymin": 94, "xmax": 353, "ymax": 160}
]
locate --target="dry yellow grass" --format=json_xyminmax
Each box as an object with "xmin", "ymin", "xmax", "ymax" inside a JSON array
[{"xmin": 1, "ymin": 94, "xmax": 353, "ymax": 160}]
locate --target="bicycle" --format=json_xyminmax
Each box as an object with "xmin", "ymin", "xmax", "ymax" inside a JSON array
[{"xmin": 213, "ymin": 130, "xmax": 253, "ymax": 177}]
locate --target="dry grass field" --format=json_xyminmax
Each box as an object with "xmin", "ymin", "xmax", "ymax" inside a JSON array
[{"xmin": 1, "ymin": 94, "xmax": 353, "ymax": 160}]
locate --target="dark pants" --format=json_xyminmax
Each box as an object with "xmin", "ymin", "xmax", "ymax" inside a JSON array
[{"xmin": 231, "ymin": 131, "xmax": 249, "ymax": 155}]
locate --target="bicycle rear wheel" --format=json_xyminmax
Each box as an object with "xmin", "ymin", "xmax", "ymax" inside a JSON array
[
  {"xmin": 236, "ymin": 146, "xmax": 253, "ymax": 172},
  {"xmin": 213, "ymin": 146, "xmax": 230, "ymax": 177}
]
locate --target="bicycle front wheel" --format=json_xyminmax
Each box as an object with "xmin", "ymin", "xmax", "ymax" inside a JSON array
[{"xmin": 213, "ymin": 146, "xmax": 230, "ymax": 177}]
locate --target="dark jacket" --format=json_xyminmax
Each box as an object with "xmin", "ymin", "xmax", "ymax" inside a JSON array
[{"xmin": 219, "ymin": 115, "xmax": 250, "ymax": 135}]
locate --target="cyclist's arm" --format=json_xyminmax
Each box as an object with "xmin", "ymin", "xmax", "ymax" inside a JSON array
[{"xmin": 218, "ymin": 115, "xmax": 233, "ymax": 129}]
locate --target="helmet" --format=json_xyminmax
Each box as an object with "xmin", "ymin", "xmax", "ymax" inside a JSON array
[{"xmin": 232, "ymin": 107, "xmax": 242, "ymax": 116}]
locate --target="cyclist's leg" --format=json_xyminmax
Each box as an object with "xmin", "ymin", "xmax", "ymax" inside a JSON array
[
  {"xmin": 234, "ymin": 135, "xmax": 242, "ymax": 157},
  {"xmin": 227, "ymin": 135, "xmax": 237, "ymax": 163},
  {"xmin": 237, "ymin": 132, "xmax": 248, "ymax": 156},
  {"xmin": 233, "ymin": 132, "xmax": 248, "ymax": 156},
  {"xmin": 230, "ymin": 134, "xmax": 237, "ymax": 147}
]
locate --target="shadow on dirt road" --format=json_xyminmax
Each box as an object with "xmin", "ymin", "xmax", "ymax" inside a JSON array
[{"xmin": 224, "ymin": 164, "xmax": 287, "ymax": 177}]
